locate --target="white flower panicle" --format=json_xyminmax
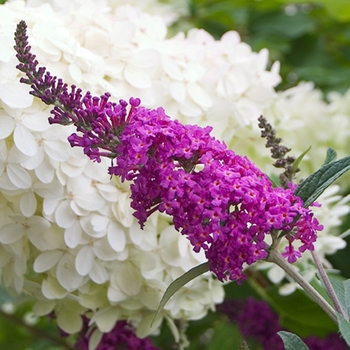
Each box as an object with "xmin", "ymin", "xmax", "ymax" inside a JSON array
[{"xmin": 0, "ymin": 0, "xmax": 227, "ymax": 338}]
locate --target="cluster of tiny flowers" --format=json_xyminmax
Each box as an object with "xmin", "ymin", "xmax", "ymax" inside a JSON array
[
  {"xmin": 218, "ymin": 297, "xmax": 348, "ymax": 350},
  {"xmin": 110, "ymin": 102, "xmax": 323, "ymax": 281},
  {"xmin": 74, "ymin": 317, "xmax": 159, "ymax": 350},
  {"xmin": 15, "ymin": 20, "xmax": 323, "ymax": 283}
]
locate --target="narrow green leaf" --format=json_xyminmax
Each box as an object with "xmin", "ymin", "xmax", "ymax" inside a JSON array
[
  {"xmin": 326, "ymin": 275, "xmax": 347, "ymax": 317},
  {"xmin": 338, "ymin": 314, "xmax": 350, "ymax": 346},
  {"xmin": 277, "ymin": 331, "xmax": 309, "ymax": 350},
  {"xmin": 294, "ymin": 155, "xmax": 350, "ymax": 207},
  {"xmin": 292, "ymin": 146, "xmax": 311, "ymax": 173},
  {"xmin": 343, "ymin": 280, "xmax": 350, "ymax": 318},
  {"xmin": 322, "ymin": 148, "xmax": 337, "ymax": 166},
  {"xmin": 151, "ymin": 262, "xmax": 210, "ymax": 326}
]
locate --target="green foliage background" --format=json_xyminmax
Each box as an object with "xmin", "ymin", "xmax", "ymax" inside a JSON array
[
  {"xmin": 2, "ymin": 0, "xmax": 350, "ymax": 349},
  {"xmin": 171, "ymin": 0, "xmax": 350, "ymax": 95}
]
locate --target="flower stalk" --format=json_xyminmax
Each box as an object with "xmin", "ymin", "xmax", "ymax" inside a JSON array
[
  {"xmin": 266, "ymin": 247, "xmax": 338, "ymax": 324},
  {"xmin": 311, "ymin": 250, "xmax": 348, "ymax": 321}
]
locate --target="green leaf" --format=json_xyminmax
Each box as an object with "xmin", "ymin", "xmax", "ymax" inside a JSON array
[
  {"xmin": 294, "ymin": 155, "xmax": 350, "ymax": 207},
  {"xmin": 263, "ymin": 286, "xmax": 337, "ymax": 337},
  {"xmin": 338, "ymin": 314, "xmax": 350, "ymax": 346},
  {"xmin": 152, "ymin": 262, "xmax": 210, "ymax": 326},
  {"xmin": 206, "ymin": 322, "xmax": 242, "ymax": 350},
  {"xmin": 328, "ymin": 276, "xmax": 350, "ymax": 319},
  {"xmin": 292, "ymin": 146, "xmax": 311, "ymax": 173},
  {"xmin": 278, "ymin": 331, "xmax": 309, "ymax": 350},
  {"xmin": 322, "ymin": 148, "xmax": 337, "ymax": 166},
  {"xmin": 277, "ymin": 0, "xmax": 350, "ymax": 22}
]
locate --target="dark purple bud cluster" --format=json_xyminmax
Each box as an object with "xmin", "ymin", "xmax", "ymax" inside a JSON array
[
  {"xmin": 218, "ymin": 297, "xmax": 348, "ymax": 350},
  {"xmin": 74, "ymin": 318, "xmax": 159, "ymax": 350},
  {"xmin": 258, "ymin": 115, "xmax": 299, "ymax": 189}
]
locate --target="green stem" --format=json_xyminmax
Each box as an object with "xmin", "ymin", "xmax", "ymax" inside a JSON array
[
  {"xmin": 311, "ymin": 250, "xmax": 348, "ymax": 320},
  {"xmin": 0, "ymin": 310, "xmax": 75, "ymax": 349},
  {"xmin": 266, "ymin": 248, "xmax": 338, "ymax": 324}
]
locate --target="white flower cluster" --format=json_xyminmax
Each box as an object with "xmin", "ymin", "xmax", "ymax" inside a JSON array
[
  {"xmin": 0, "ymin": 0, "xmax": 226, "ymax": 340},
  {"xmin": 0, "ymin": 0, "xmax": 349, "ymax": 343}
]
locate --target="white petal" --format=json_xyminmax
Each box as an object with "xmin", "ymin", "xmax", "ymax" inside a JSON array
[
  {"xmin": 0, "ymin": 32, "xmax": 17, "ymax": 62},
  {"xmin": 91, "ymin": 215, "xmax": 109, "ymax": 232},
  {"xmin": 75, "ymin": 246, "xmax": 94, "ymax": 276},
  {"xmin": 179, "ymin": 100, "xmax": 202, "ymax": 118},
  {"xmin": 187, "ymin": 82, "xmax": 212, "ymax": 109},
  {"xmin": 20, "ymin": 192, "xmax": 37, "ymax": 217},
  {"xmin": 89, "ymin": 329, "xmax": 103, "ymax": 350},
  {"xmin": 32, "ymin": 300, "xmax": 55, "ymax": 316},
  {"xmin": 129, "ymin": 49, "xmax": 160, "ymax": 68},
  {"xmin": 170, "ymin": 81, "xmax": 186, "ymax": 102},
  {"xmin": 27, "ymin": 230, "xmax": 47, "ymax": 251},
  {"xmin": 56, "ymin": 254, "xmax": 84, "ymax": 291},
  {"xmin": 42, "ymin": 277, "xmax": 68, "ymax": 299},
  {"xmin": 7, "ymin": 163, "xmax": 32, "ymax": 189},
  {"xmin": 21, "ymin": 147, "xmax": 44, "ymax": 170},
  {"xmin": 44, "ymin": 140, "xmax": 70, "ymax": 161},
  {"xmin": 0, "ymin": 172, "xmax": 20, "ymax": 191},
  {"xmin": 0, "ymin": 115, "xmax": 15, "ymax": 139},
  {"xmin": 56, "ymin": 308, "xmax": 83, "ymax": 334},
  {"xmin": 95, "ymin": 183, "xmax": 118, "ymax": 202},
  {"xmin": 69, "ymin": 63, "xmax": 83, "ymax": 83},
  {"xmin": 84, "ymin": 28, "xmax": 110, "ymax": 56},
  {"xmin": 93, "ymin": 307, "xmax": 119, "ymax": 333},
  {"xmin": 80, "ymin": 215, "xmax": 106, "ymax": 238},
  {"xmin": 0, "ymin": 82, "xmax": 33, "ymax": 108},
  {"xmin": 74, "ymin": 193, "xmax": 105, "ymax": 212},
  {"xmin": 114, "ymin": 261, "xmax": 141, "ymax": 296},
  {"xmin": 138, "ymin": 284, "xmax": 162, "ymax": 310},
  {"xmin": 107, "ymin": 285, "xmax": 127, "ymax": 303},
  {"xmin": 55, "ymin": 200, "xmax": 77, "ymax": 228},
  {"xmin": 64, "ymin": 221, "xmax": 83, "ymax": 248},
  {"xmin": 35, "ymin": 159, "xmax": 55, "ymax": 184},
  {"xmin": 136, "ymin": 312, "xmax": 163, "ymax": 338},
  {"xmin": 27, "ymin": 215, "xmax": 50, "ymax": 231},
  {"xmin": 13, "ymin": 124, "xmax": 37, "ymax": 156},
  {"xmin": 90, "ymin": 261, "xmax": 108, "ymax": 284},
  {"xmin": 21, "ymin": 112, "xmax": 50, "ymax": 132},
  {"xmin": 124, "ymin": 65, "xmax": 151, "ymax": 89},
  {"xmin": 279, "ymin": 282, "xmax": 298, "ymax": 296},
  {"xmin": 162, "ymin": 55, "xmax": 182, "ymax": 80},
  {"xmin": 34, "ymin": 250, "xmax": 64, "ymax": 273},
  {"xmin": 0, "ymin": 223, "xmax": 23, "ymax": 243},
  {"xmin": 267, "ymin": 265, "xmax": 285, "ymax": 284},
  {"xmin": 107, "ymin": 222, "xmax": 126, "ymax": 252},
  {"xmin": 129, "ymin": 222, "xmax": 143, "ymax": 246},
  {"xmin": 93, "ymin": 237, "xmax": 120, "ymax": 261}
]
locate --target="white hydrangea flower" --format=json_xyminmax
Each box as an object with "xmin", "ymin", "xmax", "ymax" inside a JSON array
[{"xmin": 0, "ymin": 0, "xmax": 228, "ymax": 341}]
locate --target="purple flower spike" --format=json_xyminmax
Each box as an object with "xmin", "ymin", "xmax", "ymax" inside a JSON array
[{"xmin": 14, "ymin": 20, "xmax": 323, "ymax": 283}]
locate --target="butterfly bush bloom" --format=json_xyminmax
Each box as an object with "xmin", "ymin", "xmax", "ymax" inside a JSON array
[
  {"xmin": 73, "ymin": 318, "xmax": 160, "ymax": 350},
  {"xmin": 15, "ymin": 21, "xmax": 323, "ymax": 283}
]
